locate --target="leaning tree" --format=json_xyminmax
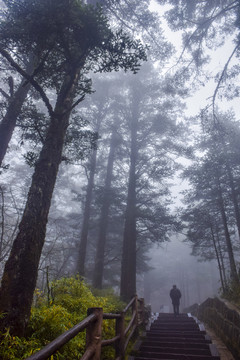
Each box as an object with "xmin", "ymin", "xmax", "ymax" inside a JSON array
[{"xmin": 0, "ymin": 0, "xmax": 146, "ymax": 336}]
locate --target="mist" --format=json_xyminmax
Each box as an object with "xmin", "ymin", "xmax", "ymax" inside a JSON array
[
  {"xmin": 0, "ymin": 0, "xmax": 240, "ymax": 342},
  {"xmin": 140, "ymin": 236, "xmax": 220, "ymax": 313}
]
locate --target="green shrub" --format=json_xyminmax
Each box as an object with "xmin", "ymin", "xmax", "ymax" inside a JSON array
[
  {"xmin": 0, "ymin": 277, "xmax": 127, "ymax": 360},
  {"xmin": 0, "ymin": 329, "xmax": 42, "ymax": 360},
  {"xmin": 221, "ymin": 280, "xmax": 240, "ymax": 308}
]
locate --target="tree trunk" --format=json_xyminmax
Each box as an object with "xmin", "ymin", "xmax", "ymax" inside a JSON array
[
  {"xmin": 120, "ymin": 101, "xmax": 138, "ymax": 302},
  {"xmin": 0, "ymin": 56, "xmax": 35, "ymax": 166},
  {"xmin": 0, "ymin": 67, "xmax": 80, "ymax": 336},
  {"xmin": 216, "ymin": 175, "xmax": 239, "ymax": 283},
  {"xmin": 76, "ymin": 149, "xmax": 97, "ymax": 276},
  {"xmin": 218, "ymin": 134, "xmax": 240, "ymax": 241},
  {"xmin": 92, "ymin": 128, "xmax": 118, "ymax": 288},
  {"xmin": 216, "ymin": 230, "xmax": 228, "ymax": 288},
  {"xmin": 225, "ymin": 161, "xmax": 240, "ymax": 240},
  {"xmin": 76, "ymin": 114, "xmax": 103, "ymax": 276},
  {"xmin": 210, "ymin": 224, "xmax": 225, "ymax": 291}
]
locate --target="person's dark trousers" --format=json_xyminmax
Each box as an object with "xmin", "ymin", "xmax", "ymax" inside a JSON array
[{"xmin": 173, "ymin": 304, "xmax": 179, "ymax": 315}]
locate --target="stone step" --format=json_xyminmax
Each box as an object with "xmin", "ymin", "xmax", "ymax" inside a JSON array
[
  {"xmin": 142, "ymin": 338, "xmax": 212, "ymax": 345},
  {"xmin": 150, "ymin": 325, "xmax": 200, "ymax": 331},
  {"xmin": 146, "ymin": 330, "xmax": 206, "ymax": 337},
  {"xmin": 134, "ymin": 355, "xmax": 220, "ymax": 360},
  {"xmin": 131, "ymin": 314, "xmax": 220, "ymax": 360},
  {"xmin": 140, "ymin": 342, "xmax": 211, "ymax": 349},
  {"xmin": 139, "ymin": 346, "xmax": 211, "ymax": 356}
]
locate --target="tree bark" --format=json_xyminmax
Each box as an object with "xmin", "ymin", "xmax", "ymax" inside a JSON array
[
  {"xmin": 215, "ymin": 175, "xmax": 239, "ymax": 283},
  {"xmin": 120, "ymin": 95, "xmax": 139, "ymax": 301},
  {"xmin": 92, "ymin": 128, "xmax": 118, "ymax": 288},
  {"xmin": 0, "ymin": 67, "xmax": 80, "ymax": 336},
  {"xmin": 210, "ymin": 224, "xmax": 225, "ymax": 291},
  {"xmin": 216, "ymin": 230, "xmax": 228, "ymax": 288},
  {"xmin": 0, "ymin": 56, "xmax": 35, "ymax": 166},
  {"xmin": 76, "ymin": 149, "xmax": 98, "ymax": 276},
  {"xmin": 76, "ymin": 113, "xmax": 104, "ymax": 276},
  {"xmin": 225, "ymin": 161, "xmax": 240, "ymax": 240},
  {"xmin": 217, "ymin": 133, "xmax": 240, "ymax": 241}
]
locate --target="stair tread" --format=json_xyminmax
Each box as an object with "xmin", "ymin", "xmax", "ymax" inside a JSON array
[
  {"xmin": 134, "ymin": 357, "xmax": 220, "ymax": 360},
  {"xmin": 139, "ymin": 348, "xmax": 211, "ymax": 355},
  {"xmin": 141, "ymin": 341, "xmax": 209, "ymax": 349},
  {"xmin": 132, "ymin": 313, "xmax": 220, "ymax": 360}
]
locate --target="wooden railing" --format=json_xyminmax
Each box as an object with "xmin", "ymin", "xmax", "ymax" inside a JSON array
[{"xmin": 25, "ymin": 295, "xmax": 145, "ymax": 360}]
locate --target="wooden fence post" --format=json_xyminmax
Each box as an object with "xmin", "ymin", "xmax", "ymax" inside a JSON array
[
  {"xmin": 139, "ymin": 298, "xmax": 145, "ymax": 324},
  {"xmin": 115, "ymin": 312, "xmax": 125, "ymax": 360},
  {"xmin": 85, "ymin": 307, "xmax": 103, "ymax": 360},
  {"xmin": 133, "ymin": 295, "xmax": 139, "ymax": 336}
]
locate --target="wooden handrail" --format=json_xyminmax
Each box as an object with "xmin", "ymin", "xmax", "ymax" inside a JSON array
[
  {"xmin": 25, "ymin": 313, "xmax": 97, "ymax": 360},
  {"xmin": 25, "ymin": 295, "xmax": 146, "ymax": 360},
  {"xmin": 101, "ymin": 334, "xmax": 120, "ymax": 347},
  {"xmin": 124, "ymin": 309, "xmax": 137, "ymax": 335},
  {"xmin": 124, "ymin": 324, "xmax": 137, "ymax": 352},
  {"xmin": 103, "ymin": 313, "xmax": 122, "ymax": 319},
  {"xmin": 123, "ymin": 296, "xmax": 136, "ymax": 313}
]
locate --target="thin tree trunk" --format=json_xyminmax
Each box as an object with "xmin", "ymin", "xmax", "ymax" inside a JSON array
[
  {"xmin": 120, "ymin": 101, "xmax": 138, "ymax": 301},
  {"xmin": 76, "ymin": 149, "xmax": 97, "ymax": 276},
  {"xmin": 218, "ymin": 134, "xmax": 240, "ymax": 241},
  {"xmin": 76, "ymin": 114, "xmax": 103, "ymax": 276},
  {"xmin": 0, "ymin": 56, "xmax": 35, "ymax": 166},
  {"xmin": 216, "ymin": 229, "xmax": 228, "ymax": 288},
  {"xmin": 225, "ymin": 161, "xmax": 240, "ymax": 240},
  {"xmin": 0, "ymin": 67, "xmax": 80, "ymax": 336},
  {"xmin": 92, "ymin": 128, "xmax": 118, "ymax": 288},
  {"xmin": 210, "ymin": 224, "xmax": 225, "ymax": 291},
  {"xmin": 216, "ymin": 175, "xmax": 239, "ymax": 283}
]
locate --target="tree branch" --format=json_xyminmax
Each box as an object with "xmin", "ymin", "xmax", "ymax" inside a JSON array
[
  {"xmin": 212, "ymin": 42, "xmax": 240, "ymax": 116},
  {"xmin": 0, "ymin": 87, "xmax": 10, "ymax": 100},
  {"xmin": 0, "ymin": 47, "xmax": 54, "ymax": 117}
]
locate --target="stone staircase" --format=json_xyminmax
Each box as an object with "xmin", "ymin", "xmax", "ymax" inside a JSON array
[{"xmin": 131, "ymin": 313, "xmax": 221, "ymax": 360}]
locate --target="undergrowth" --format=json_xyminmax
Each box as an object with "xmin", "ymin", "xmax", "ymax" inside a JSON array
[
  {"xmin": 221, "ymin": 280, "xmax": 240, "ymax": 308},
  {"xmin": 0, "ymin": 276, "xmax": 126, "ymax": 360}
]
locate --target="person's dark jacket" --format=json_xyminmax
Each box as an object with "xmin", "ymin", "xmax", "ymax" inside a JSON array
[{"xmin": 170, "ymin": 287, "xmax": 181, "ymax": 305}]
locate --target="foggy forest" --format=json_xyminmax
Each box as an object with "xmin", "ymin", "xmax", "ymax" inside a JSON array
[{"xmin": 0, "ymin": 0, "xmax": 240, "ymax": 358}]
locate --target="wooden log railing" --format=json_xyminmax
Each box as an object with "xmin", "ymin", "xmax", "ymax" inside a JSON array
[{"xmin": 25, "ymin": 295, "xmax": 145, "ymax": 360}]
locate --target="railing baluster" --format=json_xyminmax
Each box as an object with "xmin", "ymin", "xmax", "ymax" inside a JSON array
[
  {"xmin": 133, "ymin": 295, "xmax": 139, "ymax": 337},
  {"xmin": 85, "ymin": 307, "xmax": 103, "ymax": 360},
  {"xmin": 115, "ymin": 311, "xmax": 125, "ymax": 360}
]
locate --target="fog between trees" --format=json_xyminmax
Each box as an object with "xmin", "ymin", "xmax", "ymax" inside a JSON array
[{"xmin": 0, "ymin": 0, "xmax": 240, "ymax": 336}]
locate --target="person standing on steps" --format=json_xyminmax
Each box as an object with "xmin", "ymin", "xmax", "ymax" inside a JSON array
[{"xmin": 170, "ymin": 285, "xmax": 181, "ymax": 315}]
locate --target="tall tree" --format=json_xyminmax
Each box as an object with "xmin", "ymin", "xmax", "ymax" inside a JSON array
[
  {"xmin": 0, "ymin": 0, "xmax": 146, "ymax": 336},
  {"xmin": 92, "ymin": 124, "xmax": 120, "ymax": 288},
  {"xmin": 181, "ymin": 113, "xmax": 240, "ymax": 286},
  {"xmin": 120, "ymin": 85, "xmax": 139, "ymax": 300},
  {"xmin": 119, "ymin": 64, "xmax": 186, "ymax": 301}
]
